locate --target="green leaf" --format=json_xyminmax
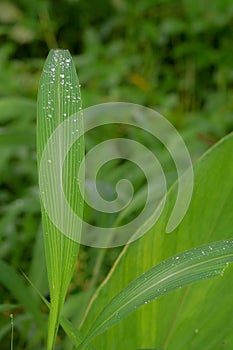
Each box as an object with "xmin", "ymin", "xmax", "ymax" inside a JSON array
[
  {"xmin": 0, "ymin": 260, "xmax": 43, "ymax": 326},
  {"xmin": 79, "ymin": 239, "xmax": 233, "ymax": 348},
  {"xmin": 37, "ymin": 49, "xmax": 84, "ymax": 349},
  {"xmin": 23, "ymin": 272, "xmax": 95, "ymax": 350},
  {"xmin": 0, "ymin": 304, "xmax": 19, "ymax": 312},
  {"xmin": 28, "ymin": 225, "xmax": 48, "ymax": 296},
  {"xmin": 80, "ymin": 132, "xmax": 233, "ymax": 349},
  {"xmin": 61, "ymin": 317, "xmax": 96, "ymax": 350}
]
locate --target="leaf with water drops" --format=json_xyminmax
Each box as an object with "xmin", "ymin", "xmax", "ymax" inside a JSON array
[
  {"xmin": 37, "ymin": 49, "xmax": 84, "ymax": 350},
  {"xmin": 80, "ymin": 132, "xmax": 233, "ymax": 349},
  {"xmin": 78, "ymin": 239, "xmax": 233, "ymax": 349}
]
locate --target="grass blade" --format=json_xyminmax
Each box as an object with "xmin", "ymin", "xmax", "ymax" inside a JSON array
[
  {"xmin": 61, "ymin": 317, "xmax": 96, "ymax": 350},
  {"xmin": 22, "ymin": 271, "xmax": 95, "ymax": 350},
  {"xmin": 37, "ymin": 49, "xmax": 84, "ymax": 349},
  {"xmin": 79, "ymin": 239, "xmax": 233, "ymax": 348},
  {"xmin": 0, "ymin": 261, "xmax": 43, "ymax": 326},
  {"xmin": 0, "ymin": 304, "xmax": 19, "ymax": 312},
  {"xmin": 23, "ymin": 271, "xmax": 96, "ymax": 350}
]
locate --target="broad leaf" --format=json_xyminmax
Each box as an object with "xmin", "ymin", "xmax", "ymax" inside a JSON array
[
  {"xmin": 80, "ymin": 132, "xmax": 233, "ymax": 349},
  {"xmin": 79, "ymin": 239, "xmax": 233, "ymax": 348}
]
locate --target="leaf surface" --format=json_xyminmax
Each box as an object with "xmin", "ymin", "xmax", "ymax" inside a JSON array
[
  {"xmin": 81, "ymin": 133, "xmax": 233, "ymax": 349},
  {"xmin": 37, "ymin": 49, "xmax": 84, "ymax": 349},
  {"xmin": 79, "ymin": 239, "xmax": 233, "ymax": 348}
]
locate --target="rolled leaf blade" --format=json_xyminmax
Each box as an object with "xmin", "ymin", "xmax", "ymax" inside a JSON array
[{"xmin": 37, "ymin": 49, "xmax": 84, "ymax": 349}]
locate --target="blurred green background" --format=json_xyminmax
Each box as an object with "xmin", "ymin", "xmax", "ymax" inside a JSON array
[{"xmin": 0, "ymin": 0, "xmax": 232, "ymax": 348}]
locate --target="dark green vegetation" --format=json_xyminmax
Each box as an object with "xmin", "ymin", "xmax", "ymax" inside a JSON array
[{"xmin": 0, "ymin": 1, "xmax": 233, "ymax": 349}]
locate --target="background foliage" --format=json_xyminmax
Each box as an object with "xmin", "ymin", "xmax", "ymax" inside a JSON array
[{"xmin": 0, "ymin": 0, "xmax": 232, "ymax": 348}]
